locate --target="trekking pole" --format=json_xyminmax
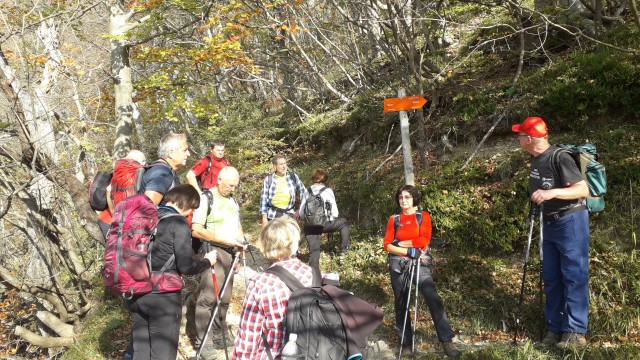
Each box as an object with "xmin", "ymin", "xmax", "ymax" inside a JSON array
[
  {"xmin": 512, "ymin": 202, "xmax": 538, "ymax": 345},
  {"xmin": 412, "ymin": 254, "xmax": 420, "ymax": 354},
  {"xmin": 398, "ymin": 258, "xmax": 416, "ymax": 360},
  {"xmin": 196, "ymin": 252, "xmax": 241, "ymax": 360},
  {"xmin": 538, "ymin": 204, "xmax": 545, "ymax": 341}
]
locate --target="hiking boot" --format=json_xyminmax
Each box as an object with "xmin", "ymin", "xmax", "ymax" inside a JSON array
[
  {"xmin": 442, "ymin": 341, "xmax": 461, "ymax": 358},
  {"xmin": 198, "ymin": 345, "xmax": 218, "ymax": 360},
  {"xmin": 556, "ymin": 332, "xmax": 587, "ymax": 350},
  {"xmin": 542, "ymin": 330, "xmax": 560, "ymax": 346},
  {"xmin": 400, "ymin": 345, "xmax": 414, "ymax": 357}
]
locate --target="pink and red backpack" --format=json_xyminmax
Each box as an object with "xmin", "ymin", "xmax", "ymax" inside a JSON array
[{"xmin": 103, "ymin": 194, "xmax": 182, "ymax": 298}]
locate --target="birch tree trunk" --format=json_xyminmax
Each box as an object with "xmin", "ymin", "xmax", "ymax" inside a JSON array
[{"xmin": 110, "ymin": 0, "xmax": 136, "ymax": 159}]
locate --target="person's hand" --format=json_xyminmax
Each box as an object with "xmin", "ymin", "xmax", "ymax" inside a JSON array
[
  {"xmin": 233, "ymin": 239, "xmax": 248, "ymax": 251},
  {"xmin": 406, "ymin": 248, "xmax": 422, "ymax": 259},
  {"xmin": 293, "ymin": 210, "xmax": 301, "ymax": 220},
  {"xmin": 261, "ymin": 218, "xmax": 269, "ymax": 227},
  {"xmin": 531, "ymin": 189, "xmax": 556, "ymax": 205},
  {"xmin": 391, "ymin": 239, "xmax": 400, "ymax": 247},
  {"xmin": 204, "ymin": 250, "xmax": 217, "ymax": 266}
]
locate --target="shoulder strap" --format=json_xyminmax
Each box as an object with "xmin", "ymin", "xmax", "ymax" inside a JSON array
[
  {"xmin": 551, "ymin": 147, "xmax": 568, "ymax": 183},
  {"xmin": 317, "ymin": 186, "xmax": 327, "ymax": 196},
  {"xmin": 203, "ymin": 189, "xmax": 214, "ymax": 223},
  {"xmin": 265, "ymin": 266, "xmax": 306, "ymax": 291},
  {"xmin": 266, "ymin": 173, "xmax": 274, "ymax": 190},
  {"xmin": 393, "ymin": 212, "xmax": 423, "ymax": 241},
  {"xmin": 149, "ymin": 212, "xmax": 183, "ymax": 274},
  {"xmin": 201, "ymin": 155, "xmax": 214, "ymax": 181},
  {"xmin": 393, "ymin": 214, "xmax": 400, "ymax": 238}
]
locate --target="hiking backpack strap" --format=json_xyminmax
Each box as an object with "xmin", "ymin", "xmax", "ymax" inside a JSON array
[
  {"xmin": 200, "ymin": 155, "xmax": 214, "ymax": 186},
  {"xmin": 262, "ymin": 265, "xmax": 318, "ymax": 360},
  {"xmin": 393, "ymin": 212, "xmax": 427, "ymax": 252},
  {"xmin": 550, "ymin": 147, "xmax": 567, "ymax": 185},
  {"xmin": 393, "ymin": 212, "xmax": 422, "ymax": 237},
  {"xmin": 202, "ymin": 189, "xmax": 214, "ymax": 222},
  {"xmin": 114, "ymin": 203, "xmax": 128, "ymax": 284},
  {"xmin": 265, "ymin": 265, "xmax": 306, "ymax": 291},
  {"xmin": 147, "ymin": 212, "xmax": 183, "ymax": 286},
  {"xmin": 267, "ymin": 171, "xmax": 299, "ymax": 212},
  {"xmin": 135, "ymin": 160, "xmax": 176, "ymax": 193}
]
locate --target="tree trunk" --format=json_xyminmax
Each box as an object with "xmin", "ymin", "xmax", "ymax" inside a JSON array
[
  {"xmin": 398, "ymin": 88, "xmax": 415, "ymax": 185},
  {"xmin": 110, "ymin": 1, "xmax": 135, "ymax": 159}
]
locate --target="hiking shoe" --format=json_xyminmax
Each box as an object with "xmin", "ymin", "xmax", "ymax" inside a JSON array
[
  {"xmin": 542, "ymin": 330, "xmax": 560, "ymax": 346},
  {"xmin": 400, "ymin": 345, "xmax": 413, "ymax": 357},
  {"xmin": 198, "ymin": 345, "xmax": 218, "ymax": 360},
  {"xmin": 557, "ymin": 332, "xmax": 587, "ymax": 350},
  {"xmin": 442, "ymin": 341, "xmax": 461, "ymax": 358}
]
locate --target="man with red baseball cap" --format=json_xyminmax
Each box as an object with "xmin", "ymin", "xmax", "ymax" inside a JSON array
[{"xmin": 512, "ymin": 116, "xmax": 590, "ymax": 350}]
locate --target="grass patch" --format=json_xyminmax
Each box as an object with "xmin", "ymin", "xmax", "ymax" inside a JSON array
[{"xmin": 61, "ymin": 292, "xmax": 130, "ymax": 360}]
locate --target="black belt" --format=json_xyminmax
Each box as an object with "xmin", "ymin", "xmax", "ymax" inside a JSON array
[{"xmin": 544, "ymin": 205, "xmax": 587, "ymax": 222}]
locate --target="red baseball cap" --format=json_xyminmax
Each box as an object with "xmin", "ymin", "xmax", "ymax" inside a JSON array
[{"xmin": 512, "ymin": 116, "xmax": 548, "ymax": 138}]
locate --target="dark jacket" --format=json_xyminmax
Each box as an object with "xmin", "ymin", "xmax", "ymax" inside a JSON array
[{"xmin": 152, "ymin": 206, "xmax": 211, "ymax": 276}]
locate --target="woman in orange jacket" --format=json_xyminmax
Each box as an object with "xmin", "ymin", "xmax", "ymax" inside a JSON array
[{"xmin": 383, "ymin": 184, "xmax": 460, "ymax": 358}]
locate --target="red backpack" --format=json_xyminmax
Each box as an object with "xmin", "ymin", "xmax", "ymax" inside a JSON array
[
  {"xmin": 110, "ymin": 159, "xmax": 146, "ymax": 208},
  {"xmin": 103, "ymin": 194, "xmax": 182, "ymax": 298}
]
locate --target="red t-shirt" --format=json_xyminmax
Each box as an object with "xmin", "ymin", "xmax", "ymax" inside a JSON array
[
  {"xmin": 383, "ymin": 211, "xmax": 432, "ymax": 252},
  {"xmin": 190, "ymin": 155, "xmax": 229, "ymax": 189}
]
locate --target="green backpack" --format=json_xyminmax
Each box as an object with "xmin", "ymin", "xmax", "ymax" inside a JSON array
[{"xmin": 552, "ymin": 144, "xmax": 607, "ymax": 213}]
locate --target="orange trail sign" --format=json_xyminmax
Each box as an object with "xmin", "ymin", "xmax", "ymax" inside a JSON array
[{"xmin": 383, "ymin": 96, "xmax": 428, "ymax": 112}]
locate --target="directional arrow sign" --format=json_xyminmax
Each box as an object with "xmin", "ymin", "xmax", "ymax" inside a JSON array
[{"xmin": 383, "ymin": 95, "xmax": 428, "ymax": 113}]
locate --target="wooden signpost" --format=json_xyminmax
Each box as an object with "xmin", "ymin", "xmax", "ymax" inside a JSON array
[{"xmin": 383, "ymin": 90, "xmax": 428, "ymax": 186}]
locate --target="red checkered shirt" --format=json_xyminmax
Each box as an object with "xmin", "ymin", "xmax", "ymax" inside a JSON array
[{"xmin": 232, "ymin": 257, "xmax": 314, "ymax": 360}]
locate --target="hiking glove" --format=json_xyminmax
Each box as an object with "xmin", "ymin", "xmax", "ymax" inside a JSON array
[
  {"xmin": 391, "ymin": 239, "xmax": 400, "ymax": 247},
  {"xmin": 407, "ymin": 248, "xmax": 422, "ymax": 259}
]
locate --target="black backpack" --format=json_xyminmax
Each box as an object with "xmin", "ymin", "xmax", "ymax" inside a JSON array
[
  {"xmin": 303, "ymin": 187, "xmax": 328, "ymax": 227},
  {"xmin": 88, "ymin": 171, "xmax": 113, "ymax": 211},
  {"xmin": 264, "ymin": 266, "xmax": 347, "ymax": 360}
]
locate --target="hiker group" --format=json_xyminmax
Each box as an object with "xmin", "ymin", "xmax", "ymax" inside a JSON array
[{"xmin": 92, "ymin": 115, "xmax": 602, "ymax": 359}]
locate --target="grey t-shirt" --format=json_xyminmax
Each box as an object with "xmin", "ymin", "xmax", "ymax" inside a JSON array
[{"xmin": 528, "ymin": 145, "xmax": 584, "ymax": 215}]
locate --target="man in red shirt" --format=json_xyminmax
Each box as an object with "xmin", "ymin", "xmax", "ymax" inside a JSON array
[{"xmin": 186, "ymin": 140, "xmax": 230, "ymax": 193}]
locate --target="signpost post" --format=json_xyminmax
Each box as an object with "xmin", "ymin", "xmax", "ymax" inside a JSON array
[{"xmin": 383, "ymin": 90, "xmax": 428, "ymax": 186}]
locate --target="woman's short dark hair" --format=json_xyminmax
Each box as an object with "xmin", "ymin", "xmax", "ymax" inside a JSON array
[
  {"xmin": 311, "ymin": 168, "xmax": 327, "ymax": 183},
  {"xmin": 394, "ymin": 184, "xmax": 422, "ymax": 209},
  {"xmin": 163, "ymin": 184, "xmax": 200, "ymax": 211}
]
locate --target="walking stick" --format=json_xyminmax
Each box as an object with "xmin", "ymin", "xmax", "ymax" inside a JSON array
[
  {"xmin": 196, "ymin": 252, "xmax": 241, "ymax": 360},
  {"xmin": 398, "ymin": 258, "xmax": 416, "ymax": 360},
  {"xmin": 412, "ymin": 255, "xmax": 420, "ymax": 354},
  {"xmin": 512, "ymin": 202, "xmax": 538, "ymax": 345},
  {"xmin": 538, "ymin": 204, "xmax": 545, "ymax": 341}
]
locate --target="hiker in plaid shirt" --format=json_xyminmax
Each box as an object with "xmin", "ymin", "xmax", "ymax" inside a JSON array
[
  {"xmin": 232, "ymin": 217, "xmax": 313, "ymax": 360},
  {"xmin": 259, "ymin": 154, "xmax": 308, "ymax": 227}
]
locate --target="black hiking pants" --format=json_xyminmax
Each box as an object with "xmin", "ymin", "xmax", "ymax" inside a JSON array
[
  {"xmin": 126, "ymin": 291, "xmax": 182, "ymax": 360},
  {"xmin": 388, "ymin": 255, "xmax": 455, "ymax": 345},
  {"xmin": 304, "ymin": 217, "xmax": 350, "ymax": 273}
]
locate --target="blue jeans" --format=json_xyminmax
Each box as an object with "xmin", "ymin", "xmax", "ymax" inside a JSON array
[{"xmin": 542, "ymin": 210, "xmax": 589, "ymax": 334}]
